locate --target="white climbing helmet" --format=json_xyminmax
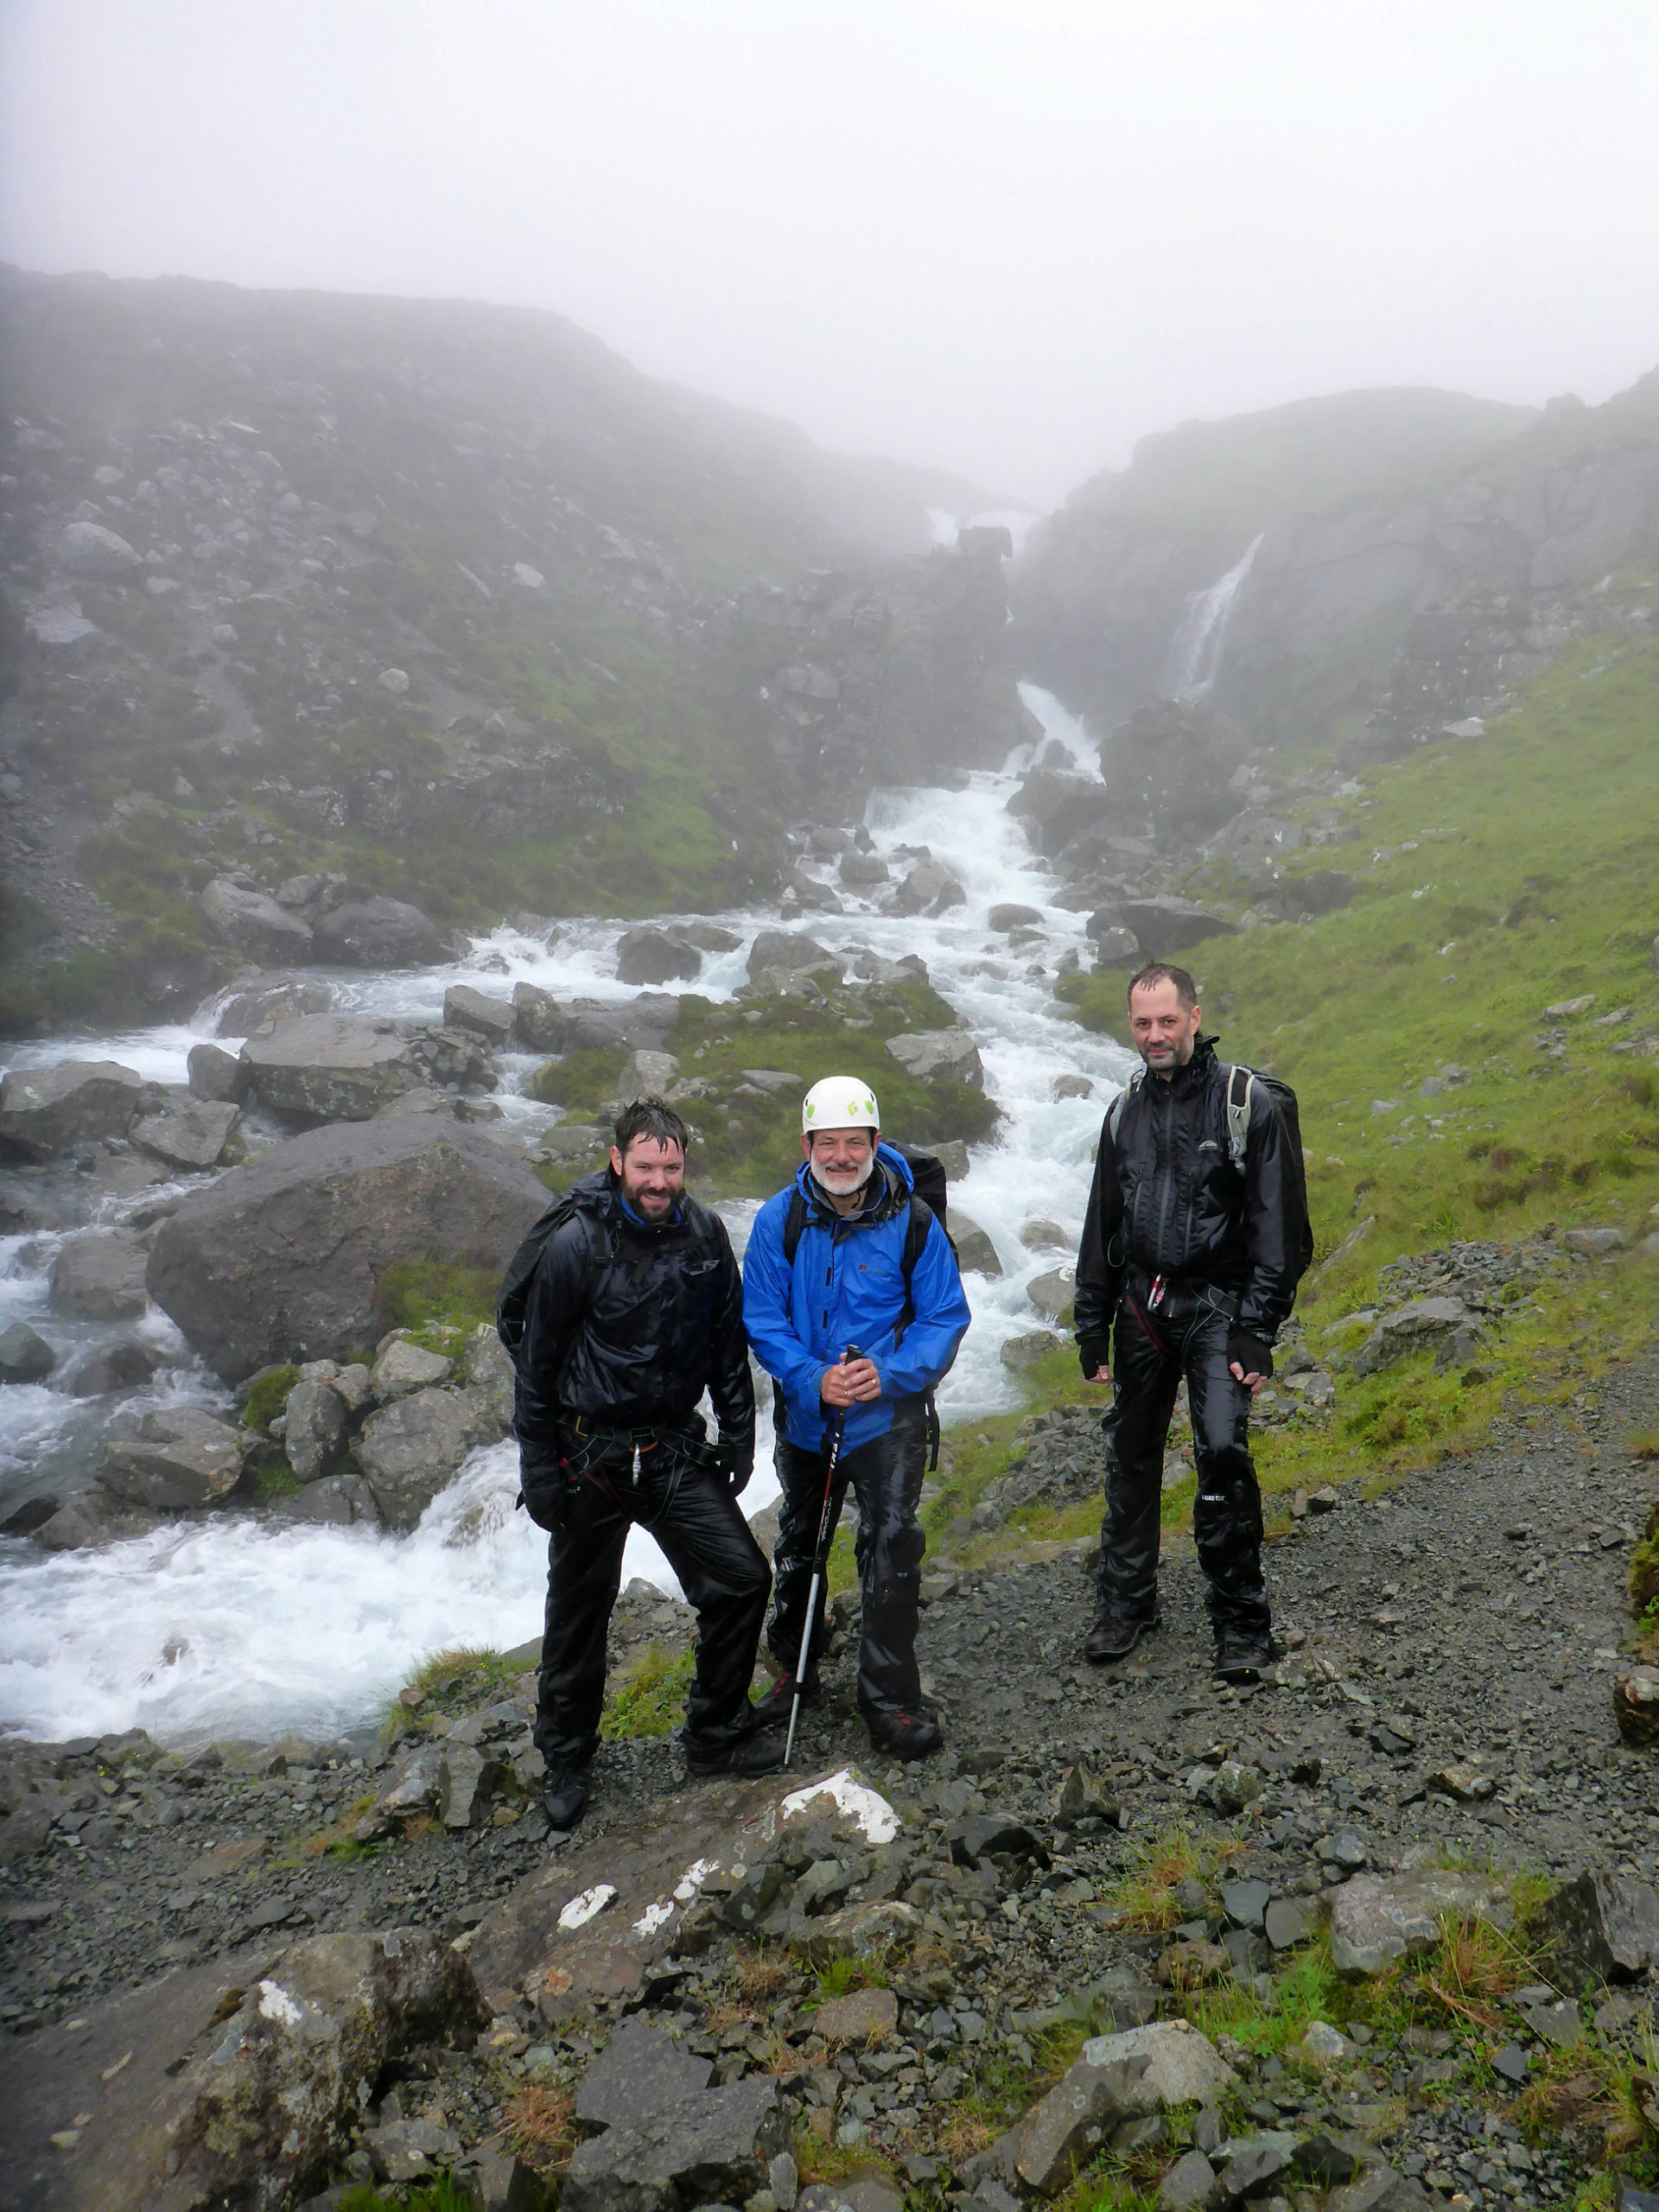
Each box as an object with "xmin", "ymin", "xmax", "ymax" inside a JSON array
[{"xmin": 801, "ymin": 1077, "xmax": 880, "ymax": 1135}]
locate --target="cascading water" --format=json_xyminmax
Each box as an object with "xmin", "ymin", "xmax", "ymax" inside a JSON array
[
  {"xmin": 1169, "ymin": 532, "xmax": 1263, "ymax": 699},
  {"xmin": 0, "ymin": 687, "xmax": 1134, "ymax": 1746}
]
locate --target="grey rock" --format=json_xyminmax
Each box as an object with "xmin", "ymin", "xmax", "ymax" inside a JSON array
[
  {"xmin": 884, "ymin": 1028, "xmax": 984, "ymax": 1088},
  {"xmin": 214, "ymin": 973, "xmax": 334, "ymax": 1036},
  {"xmin": 379, "ymin": 1741, "xmax": 447, "ymax": 1815},
  {"xmin": 1539, "ymin": 1870, "xmax": 1659, "ymax": 1992},
  {"xmin": 747, "ymin": 930, "xmax": 842, "ymax": 995},
  {"xmin": 624, "ymin": 1047, "xmax": 680, "ymax": 1095},
  {"xmin": 1262, "ymin": 1897, "xmax": 1313, "ymax": 1951},
  {"xmin": 283, "ymin": 1377, "xmax": 348, "ymax": 1483},
  {"xmin": 1160, "ymin": 2150, "xmax": 1218, "ymax": 2212},
  {"xmin": 1217, "ymin": 2131, "xmax": 1297, "ymax": 2199},
  {"xmin": 131, "ymin": 1099, "xmax": 241, "ymax": 1171},
  {"xmin": 145, "ymin": 1116, "xmax": 547, "ymax": 1381},
  {"xmin": 838, "ymin": 849, "xmax": 890, "ymax": 886},
  {"xmin": 951, "ymin": 1211, "xmax": 1001, "ymax": 1276},
  {"xmin": 1001, "ymin": 1330, "xmax": 1059, "ymax": 1372},
  {"xmin": 1328, "ymin": 2169, "xmax": 1439, "ymax": 2212},
  {"xmin": 270, "ymin": 1469, "xmax": 380, "ymax": 1527},
  {"xmin": 1565, "ymin": 1225, "xmax": 1627, "ymax": 1255},
  {"xmin": 616, "ymin": 926, "xmax": 702, "ymax": 986},
  {"xmin": 0, "ymin": 1058, "xmax": 144, "ymax": 1161},
  {"xmin": 538, "ymin": 1122, "xmax": 610, "ymax": 1164},
  {"xmin": 1351, "ymin": 1297, "xmax": 1472, "ymax": 1377},
  {"xmin": 187, "ymin": 1041, "xmax": 251, "ymax": 1104},
  {"xmin": 893, "ymin": 860, "xmax": 966, "ymax": 914},
  {"xmin": 443, "ymin": 985, "xmax": 518, "ymax": 1042},
  {"xmin": 1014, "ymin": 2057, "xmax": 1148, "ymax": 2195},
  {"xmin": 1057, "ymin": 1764, "xmax": 1119, "ymax": 1827},
  {"xmin": 200, "ymin": 877, "xmax": 315, "ymax": 963},
  {"xmin": 458, "ymin": 1326, "xmax": 516, "ymax": 1429},
  {"xmin": 990, "ymin": 903, "xmax": 1045, "ymax": 931},
  {"xmin": 0, "ymin": 1320, "xmax": 55, "ymax": 1383},
  {"xmin": 353, "ymin": 1387, "xmax": 498, "ymax": 1529},
  {"xmin": 71, "ymin": 1339, "xmax": 167, "ymax": 1397},
  {"xmin": 1052, "ymin": 1073, "xmax": 1095, "ymax": 1100},
  {"xmin": 1329, "ymin": 1870, "xmax": 1515, "ymax": 1974},
  {"xmin": 574, "ymin": 2013, "xmax": 714, "ymax": 2129},
  {"xmin": 1222, "ymin": 1879, "xmax": 1272, "ymax": 1931},
  {"xmin": 439, "ymin": 1744, "xmax": 501, "ymax": 1829},
  {"xmin": 1090, "ymin": 925, "xmax": 1141, "ymax": 966},
  {"xmin": 511, "ymin": 985, "xmax": 681, "ymax": 1054},
  {"xmin": 1079, "ymin": 2021, "xmax": 1236, "ymax": 2111},
  {"xmin": 51, "ymin": 1230, "xmax": 149, "ymax": 1319},
  {"xmin": 60, "ymin": 517, "xmax": 142, "ymax": 577},
  {"xmin": 33, "ymin": 1488, "xmax": 165, "ymax": 1550},
  {"xmin": 371, "ymin": 1338, "xmax": 455, "ymax": 1403},
  {"xmin": 1115, "ymin": 898, "xmax": 1237, "ymax": 954},
  {"xmin": 1292, "ymin": 2133, "xmax": 1374, "ymax": 2188},
  {"xmin": 99, "ymin": 1405, "xmax": 250, "ymax": 1510},
  {"xmin": 314, "ymin": 897, "xmax": 441, "ymax": 969},
  {"xmin": 814, "ymin": 1986, "xmax": 899, "ymax": 2043},
  {"xmin": 562, "ymin": 2078, "xmax": 787, "ymax": 2212},
  {"xmin": 241, "ymin": 1014, "xmax": 422, "ymax": 1122},
  {"xmin": 1027, "ymin": 1268, "xmax": 1076, "ymax": 1319}
]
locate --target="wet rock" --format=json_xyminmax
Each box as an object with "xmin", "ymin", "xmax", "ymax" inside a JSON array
[
  {"xmin": 214, "ymin": 972, "xmax": 334, "ymax": 1036},
  {"xmin": 98, "ymin": 1405, "xmax": 251, "ymax": 1510},
  {"xmin": 372, "ymin": 1337, "xmax": 455, "ymax": 1402},
  {"xmin": 747, "ymin": 930, "xmax": 842, "ymax": 995},
  {"xmin": 271, "ymin": 1467, "xmax": 380, "ymax": 1527},
  {"xmin": 1091, "ymin": 925, "xmax": 1141, "ymax": 966},
  {"xmin": 146, "ymin": 1116, "xmax": 546, "ymax": 1381},
  {"xmin": 511, "ymin": 986, "xmax": 681, "ymax": 1055},
  {"xmin": 200, "ymin": 876, "xmax": 315, "ymax": 963},
  {"xmin": 884, "ymin": 1028, "xmax": 984, "ymax": 1088},
  {"xmin": 814, "ymin": 1986, "xmax": 899, "ymax": 2043},
  {"xmin": 0, "ymin": 1058, "xmax": 144, "ymax": 1161},
  {"xmin": 51, "ymin": 1230, "xmax": 150, "ymax": 1319},
  {"xmin": 131, "ymin": 1097, "xmax": 242, "ymax": 1170},
  {"xmin": 1539, "ymin": 1869, "xmax": 1659, "ymax": 1992},
  {"xmin": 575, "ymin": 2013, "xmax": 715, "ymax": 2128},
  {"xmin": 1115, "ymin": 898, "xmax": 1237, "ymax": 954},
  {"xmin": 283, "ymin": 1376, "xmax": 348, "ymax": 1482},
  {"xmin": 893, "ymin": 860, "xmax": 966, "ymax": 914},
  {"xmin": 951, "ymin": 1211, "xmax": 1001, "ymax": 1276},
  {"xmin": 617, "ymin": 925, "xmax": 703, "ymax": 985},
  {"xmin": 0, "ymin": 1319, "xmax": 55, "ymax": 1383},
  {"xmin": 241, "ymin": 1014, "xmax": 423, "ymax": 1122},
  {"xmin": 440, "ymin": 1743, "xmax": 502, "ymax": 1828},
  {"xmin": 1001, "ymin": 1330, "xmax": 1059, "ymax": 1372},
  {"xmin": 1027, "ymin": 1268, "xmax": 1076, "ymax": 1319},
  {"xmin": 71, "ymin": 1338, "xmax": 167, "ymax": 1397},
  {"xmin": 314, "ymin": 896, "xmax": 441, "ymax": 968},
  {"xmin": 1080, "ymin": 2021, "xmax": 1236, "ymax": 2110},
  {"xmin": 34, "ymin": 1488, "xmax": 166, "ymax": 1550},
  {"xmin": 1014, "ymin": 2056, "xmax": 1149, "ymax": 2195},
  {"xmin": 443, "ymin": 983, "xmax": 518, "ymax": 1042},
  {"xmin": 1351, "ymin": 1298, "xmax": 1473, "ymax": 1377},
  {"xmin": 562, "ymin": 2077, "xmax": 787, "ymax": 2212},
  {"xmin": 187, "ymin": 1039, "xmax": 251, "ymax": 1103},
  {"xmin": 1329, "ymin": 1869, "xmax": 1515, "ymax": 1974},
  {"xmin": 353, "ymin": 1387, "xmax": 498, "ymax": 1529},
  {"xmin": 990, "ymin": 903, "xmax": 1045, "ymax": 931}
]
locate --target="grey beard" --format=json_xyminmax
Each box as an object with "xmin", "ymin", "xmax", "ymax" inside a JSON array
[{"xmin": 809, "ymin": 1159, "xmax": 872, "ymax": 1200}]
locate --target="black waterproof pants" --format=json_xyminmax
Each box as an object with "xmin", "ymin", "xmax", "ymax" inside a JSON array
[
  {"xmin": 769, "ymin": 1404, "xmax": 927, "ymax": 1721},
  {"xmin": 1097, "ymin": 1278, "xmax": 1270, "ymax": 1637},
  {"xmin": 534, "ymin": 1440, "xmax": 771, "ymax": 1771}
]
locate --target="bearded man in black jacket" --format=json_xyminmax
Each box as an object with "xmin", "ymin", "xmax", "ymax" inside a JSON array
[
  {"xmin": 512, "ymin": 1099, "xmax": 781, "ymax": 1829},
  {"xmin": 1074, "ymin": 963, "xmax": 1299, "ymax": 1683}
]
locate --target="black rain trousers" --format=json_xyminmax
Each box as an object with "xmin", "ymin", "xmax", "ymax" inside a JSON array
[
  {"xmin": 534, "ymin": 1430, "xmax": 771, "ymax": 1772},
  {"xmin": 768, "ymin": 1404, "xmax": 927, "ymax": 1721},
  {"xmin": 1097, "ymin": 1274, "xmax": 1270, "ymax": 1637}
]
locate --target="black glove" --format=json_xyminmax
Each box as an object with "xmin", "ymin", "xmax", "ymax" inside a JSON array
[
  {"xmin": 715, "ymin": 1441, "xmax": 754, "ymax": 1498},
  {"xmin": 1077, "ymin": 1333, "xmax": 1110, "ymax": 1379},
  {"xmin": 518, "ymin": 1445, "xmax": 569, "ymax": 1532},
  {"xmin": 1228, "ymin": 1330, "xmax": 1274, "ymax": 1382}
]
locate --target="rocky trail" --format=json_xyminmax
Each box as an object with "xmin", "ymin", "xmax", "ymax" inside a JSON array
[{"xmin": 3, "ymin": 1340, "xmax": 1657, "ymax": 2212}]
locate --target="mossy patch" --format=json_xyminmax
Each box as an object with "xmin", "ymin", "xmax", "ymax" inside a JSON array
[
  {"xmin": 528, "ymin": 1047, "xmax": 629, "ymax": 1111},
  {"xmin": 601, "ymin": 1645, "xmax": 696, "ymax": 1740},
  {"xmin": 242, "ymin": 1365, "xmax": 300, "ymax": 1433},
  {"xmin": 375, "ymin": 1259, "xmax": 499, "ymax": 1349}
]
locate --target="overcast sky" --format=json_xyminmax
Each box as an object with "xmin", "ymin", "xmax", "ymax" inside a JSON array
[{"xmin": 3, "ymin": 0, "xmax": 1657, "ymax": 506}]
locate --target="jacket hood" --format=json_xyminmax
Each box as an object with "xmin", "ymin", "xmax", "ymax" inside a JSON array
[{"xmin": 792, "ymin": 1140, "xmax": 913, "ymax": 1220}]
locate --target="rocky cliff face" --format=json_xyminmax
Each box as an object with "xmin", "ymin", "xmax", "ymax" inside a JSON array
[
  {"xmin": 1014, "ymin": 378, "xmax": 1659, "ymax": 757},
  {"xmin": 0, "ymin": 269, "xmax": 1027, "ymax": 1031}
]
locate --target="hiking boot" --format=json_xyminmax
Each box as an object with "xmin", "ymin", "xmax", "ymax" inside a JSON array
[
  {"xmin": 749, "ymin": 1672, "xmax": 823, "ymax": 1730},
  {"xmin": 542, "ymin": 1765, "xmax": 590, "ymax": 1831},
  {"xmin": 1212, "ymin": 1625, "xmax": 1274, "ymax": 1683},
  {"xmin": 683, "ymin": 1727, "xmax": 787, "ymax": 1777},
  {"xmin": 1083, "ymin": 1609, "xmax": 1160, "ymax": 1664},
  {"xmin": 865, "ymin": 1707, "xmax": 944, "ymax": 1762}
]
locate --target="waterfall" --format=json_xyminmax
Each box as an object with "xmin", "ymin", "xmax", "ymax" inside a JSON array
[{"xmin": 1169, "ymin": 532, "xmax": 1264, "ymax": 699}]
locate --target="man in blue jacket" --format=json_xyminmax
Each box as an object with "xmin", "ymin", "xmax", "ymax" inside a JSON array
[{"xmin": 743, "ymin": 1077, "xmax": 971, "ymax": 1761}]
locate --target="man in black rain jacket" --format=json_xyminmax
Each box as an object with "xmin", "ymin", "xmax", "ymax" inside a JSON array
[
  {"xmin": 1073, "ymin": 963, "xmax": 1299, "ymax": 1681},
  {"xmin": 512, "ymin": 1099, "xmax": 780, "ymax": 1828}
]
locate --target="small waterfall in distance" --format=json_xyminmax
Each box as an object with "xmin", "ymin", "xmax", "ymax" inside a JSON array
[{"xmin": 1170, "ymin": 531, "xmax": 1264, "ymax": 698}]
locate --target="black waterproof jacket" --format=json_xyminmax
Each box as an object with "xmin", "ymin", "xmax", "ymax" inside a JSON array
[
  {"xmin": 1074, "ymin": 1036, "xmax": 1298, "ymax": 1356},
  {"xmin": 512, "ymin": 1169, "xmax": 753, "ymax": 1454}
]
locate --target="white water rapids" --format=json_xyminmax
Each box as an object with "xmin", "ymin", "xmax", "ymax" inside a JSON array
[{"xmin": 0, "ymin": 687, "xmax": 1135, "ymax": 1747}]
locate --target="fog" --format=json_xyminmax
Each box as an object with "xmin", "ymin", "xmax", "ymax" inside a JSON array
[{"xmin": 3, "ymin": 0, "xmax": 1658, "ymax": 505}]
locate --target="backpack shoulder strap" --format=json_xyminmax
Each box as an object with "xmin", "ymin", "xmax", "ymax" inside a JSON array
[
  {"xmin": 781, "ymin": 1185, "xmax": 810, "ymax": 1268},
  {"xmin": 1224, "ymin": 1062, "xmax": 1255, "ymax": 1172},
  {"xmin": 1104, "ymin": 1065, "xmax": 1143, "ymax": 1149},
  {"xmin": 901, "ymin": 1193, "xmax": 936, "ymax": 1282}
]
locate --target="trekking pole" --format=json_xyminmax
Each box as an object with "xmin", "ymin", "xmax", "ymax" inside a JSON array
[{"xmin": 784, "ymin": 1344, "xmax": 861, "ymax": 1770}]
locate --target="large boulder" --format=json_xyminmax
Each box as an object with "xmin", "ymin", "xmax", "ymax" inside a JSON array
[
  {"xmin": 512, "ymin": 984, "xmax": 681, "ymax": 1054},
  {"xmin": 0, "ymin": 1321, "xmax": 56, "ymax": 1384},
  {"xmin": 314, "ymin": 896, "xmax": 440, "ymax": 968},
  {"xmin": 0, "ymin": 1059, "xmax": 145, "ymax": 1160},
  {"xmin": 213, "ymin": 972, "xmax": 334, "ymax": 1036},
  {"xmin": 885, "ymin": 1028, "xmax": 985, "ymax": 1088},
  {"xmin": 442, "ymin": 984, "xmax": 517, "ymax": 1042},
  {"xmin": 1328, "ymin": 1869, "xmax": 1515, "ymax": 1974},
  {"xmin": 353, "ymin": 1386, "xmax": 504, "ymax": 1529},
  {"xmin": 1537, "ymin": 1870, "xmax": 1659, "ymax": 1992},
  {"xmin": 186, "ymin": 1040, "xmax": 251, "ymax": 1103},
  {"xmin": 98, "ymin": 1405, "xmax": 251, "ymax": 1511},
  {"xmin": 145, "ymin": 1117, "xmax": 549, "ymax": 1381},
  {"xmin": 1351, "ymin": 1298, "xmax": 1475, "ymax": 1377},
  {"xmin": 200, "ymin": 877, "xmax": 315, "ymax": 964},
  {"xmin": 60, "ymin": 518, "xmax": 142, "ymax": 579},
  {"xmin": 562, "ymin": 2077, "xmax": 788, "ymax": 2212},
  {"xmin": 892, "ymin": 860, "xmax": 966, "ymax": 914},
  {"xmin": 616, "ymin": 925, "xmax": 702, "ymax": 986},
  {"xmin": 50, "ymin": 1230, "xmax": 150, "ymax": 1319},
  {"xmin": 1114, "ymin": 897, "xmax": 1237, "ymax": 955},
  {"xmin": 131, "ymin": 1098, "xmax": 241, "ymax": 1171},
  {"xmin": 240, "ymin": 1014, "xmax": 422, "ymax": 1122},
  {"xmin": 1007, "ymin": 769, "xmax": 1115, "ymax": 856},
  {"xmin": 746, "ymin": 930, "xmax": 842, "ymax": 995}
]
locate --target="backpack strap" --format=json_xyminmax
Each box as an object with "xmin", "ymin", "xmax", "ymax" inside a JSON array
[
  {"xmin": 1223, "ymin": 1063, "xmax": 1255, "ymax": 1173},
  {"xmin": 1104, "ymin": 1064, "xmax": 1143, "ymax": 1151},
  {"xmin": 781, "ymin": 1185, "xmax": 810, "ymax": 1268}
]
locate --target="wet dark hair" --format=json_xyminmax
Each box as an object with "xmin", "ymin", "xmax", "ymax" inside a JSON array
[
  {"xmin": 613, "ymin": 1097, "xmax": 690, "ymax": 1158},
  {"xmin": 1127, "ymin": 961, "xmax": 1198, "ymax": 1010}
]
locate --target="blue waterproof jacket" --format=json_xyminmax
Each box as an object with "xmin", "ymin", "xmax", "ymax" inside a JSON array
[{"xmin": 742, "ymin": 1143, "xmax": 972, "ymax": 1452}]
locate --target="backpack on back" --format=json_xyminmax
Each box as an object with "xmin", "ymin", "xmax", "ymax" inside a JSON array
[{"xmin": 496, "ymin": 1177, "xmax": 608, "ymax": 1358}]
